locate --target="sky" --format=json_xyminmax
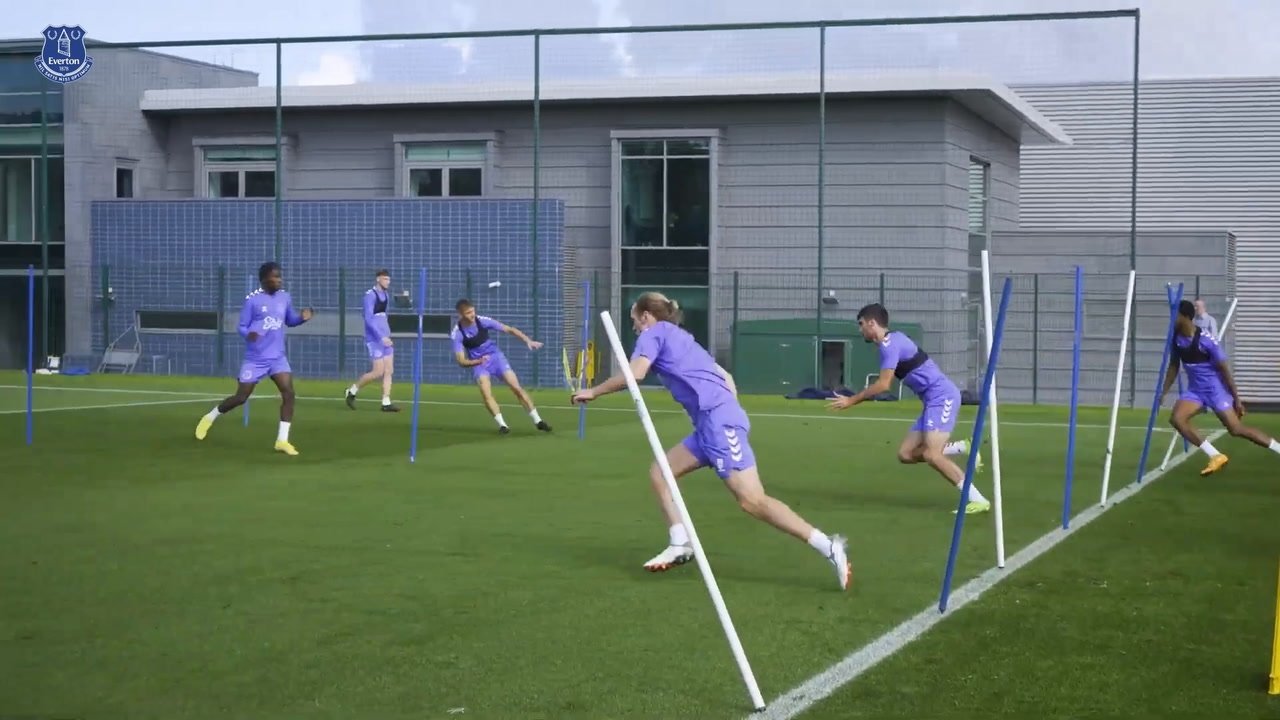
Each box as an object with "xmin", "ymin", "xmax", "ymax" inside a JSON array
[{"xmin": 7, "ymin": 0, "xmax": 1278, "ymax": 87}]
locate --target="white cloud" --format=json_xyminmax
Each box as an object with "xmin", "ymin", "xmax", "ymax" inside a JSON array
[
  {"xmin": 295, "ymin": 51, "xmax": 362, "ymax": 85},
  {"xmin": 591, "ymin": 0, "xmax": 637, "ymax": 78}
]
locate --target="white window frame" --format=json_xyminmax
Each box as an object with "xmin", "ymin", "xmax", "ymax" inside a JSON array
[
  {"xmin": 192, "ymin": 136, "xmax": 292, "ymax": 199},
  {"xmin": 393, "ymin": 132, "xmax": 498, "ymax": 198},
  {"xmin": 114, "ymin": 157, "xmax": 137, "ymax": 199},
  {"xmin": 609, "ymin": 128, "xmax": 721, "ymax": 355}
]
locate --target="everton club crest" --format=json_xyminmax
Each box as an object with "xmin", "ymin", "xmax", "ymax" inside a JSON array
[{"xmin": 34, "ymin": 26, "xmax": 94, "ymax": 84}]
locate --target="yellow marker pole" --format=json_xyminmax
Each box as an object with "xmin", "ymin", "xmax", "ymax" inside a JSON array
[{"xmin": 1270, "ymin": 556, "xmax": 1280, "ymax": 694}]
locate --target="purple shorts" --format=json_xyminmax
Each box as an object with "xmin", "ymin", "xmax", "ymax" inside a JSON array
[
  {"xmin": 681, "ymin": 404, "xmax": 756, "ymax": 480},
  {"xmin": 367, "ymin": 341, "xmax": 393, "ymax": 360},
  {"xmin": 1179, "ymin": 384, "xmax": 1234, "ymax": 413},
  {"xmin": 472, "ymin": 351, "xmax": 512, "ymax": 382},
  {"xmin": 910, "ymin": 388, "xmax": 960, "ymax": 434},
  {"xmin": 238, "ymin": 356, "xmax": 291, "ymax": 384}
]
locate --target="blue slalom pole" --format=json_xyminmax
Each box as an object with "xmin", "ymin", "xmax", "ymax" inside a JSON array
[
  {"xmin": 243, "ymin": 274, "xmax": 253, "ymax": 427},
  {"xmin": 1166, "ymin": 284, "xmax": 1190, "ymax": 453},
  {"xmin": 25, "ymin": 264, "xmax": 34, "ymax": 446},
  {"xmin": 409, "ymin": 267, "xmax": 427, "ymax": 463},
  {"xmin": 1137, "ymin": 282, "xmax": 1184, "ymax": 482},
  {"xmin": 1062, "ymin": 266, "xmax": 1083, "ymax": 529},
  {"xmin": 940, "ymin": 276, "xmax": 1013, "ymax": 613},
  {"xmin": 577, "ymin": 279, "xmax": 591, "ymax": 440}
]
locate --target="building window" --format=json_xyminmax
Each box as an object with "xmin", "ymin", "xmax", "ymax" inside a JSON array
[
  {"xmin": 115, "ymin": 166, "xmax": 134, "ymax": 199},
  {"xmin": 404, "ymin": 143, "xmax": 486, "ymax": 197},
  {"xmin": 0, "ymin": 155, "xmax": 65, "ymax": 243},
  {"xmin": 204, "ymin": 146, "xmax": 276, "ymax": 199}
]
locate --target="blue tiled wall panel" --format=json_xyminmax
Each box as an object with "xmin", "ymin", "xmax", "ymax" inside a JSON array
[{"xmin": 91, "ymin": 199, "xmax": 566, "ymax": 386}]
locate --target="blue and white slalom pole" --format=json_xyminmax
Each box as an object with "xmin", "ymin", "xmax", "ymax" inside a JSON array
[
  {"xmin": 1136, "ymin": 282, "xmax": 1183, "ymax": 483},
  {"xmin": 940, "ymin": 275, "xmax": 1013, "ymax": 613},
  {"xmin": 409, "ymin": 267, "xmax": 427, "ymax": 463},
  {"xmin": 1061, "ymin": 266, "xmax": 1083, "ymax": 529},
  {"xmin": 1166, "ymin": 285, "xmax": 1189, "ymax": 453},
  {"xmin": 577, "ymin": 279, "xmax": 591, "ymax": 440},
  {"xmin": 25, "ymin": 264, "xmax": 34, "ymax": 446},
  {"xmin": 1100, "ymin": 270, "xmax": 1137, "ymax": 506}
]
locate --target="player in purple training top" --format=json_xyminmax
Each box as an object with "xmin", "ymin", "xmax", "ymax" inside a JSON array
[
  {"xmin": 194, "ymin": 262, "xmax": 313, "ymax": 455},
  {"xmin": 1160, "ymin": 299, "xmax": 1280, "ymax": 476},
  {"xmin": 344, "ymin": 269, "xmax": 399, "ymax": 412},
  {"xmin": 828, "ymin": 303, "xmax": 991, "ymax": 514},
  {"xmin": 450, "ymin": 298, "xmax": 552, "ymax": 435},
  {"xmin": 571, "ymin": 292, "xmax": 851, "ymax": 590}
]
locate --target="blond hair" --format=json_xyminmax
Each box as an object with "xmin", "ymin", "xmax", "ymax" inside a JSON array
[{"xmin": 632, "ymin": 291, "xmax": 683, "ymax": 325}]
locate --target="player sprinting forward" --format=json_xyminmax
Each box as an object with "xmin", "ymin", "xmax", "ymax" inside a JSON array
[
  {"xmin": 451, "ymin": 299, "xmax": 552, "ymax": 435},
  {"xmin": 571, "ymin": 292, "xmax": 851, "ymax": 590},
  {"xmin": 1161, "ymin": 299, "xmax": 1280, "ymax": 475},
  {"xmin": 827, "ymin": 303, "xmax": 991, "ymax": 515},
  {"xmin": 345, "ymin": 269, "xmax": 399, "ymax": 412},
  {"xmin": 195, "ymin": 262, "xmax": 313, "ymax": 455}
]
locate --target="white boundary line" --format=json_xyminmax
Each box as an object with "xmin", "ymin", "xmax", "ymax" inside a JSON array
[
  {"xmin": 0, "ymin": 397, "xmax": 219, "ymax": 415},
  {"xmin": 751, "ymin": 428, "xmax": 1227, "ymax": 720},
  {"xmin": 0, "ymin": 385, "xmax": 1172, "ymax": 433}
]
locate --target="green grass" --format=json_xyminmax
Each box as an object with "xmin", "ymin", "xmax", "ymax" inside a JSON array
[{"xmin": 0, "ymin": 371, "xmax": 1276, "ymax": 719}]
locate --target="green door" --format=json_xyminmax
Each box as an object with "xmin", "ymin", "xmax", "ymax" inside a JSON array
[{"xmin": 733, "ymin": 333, "xmax": 815, "ymax": 395}]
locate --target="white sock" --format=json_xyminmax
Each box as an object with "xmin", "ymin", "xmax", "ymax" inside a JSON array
[
  {"xmin": 1200, "ymin": 440, "xmax": 1221, "ymax": 457},
  {"xmin": 529, "ymin": 408, "xmax": 543, "ymax": 424},
  {"xmin": 807, "ymin": 528, "xmax": 833, "ymax": 557},
  {"xmin": 382, "ymin": 395, "xmax": 391, "ymax": 406},
  {"xmin": 1268, "ymin": 440, "xmax": 1280, "ymax": 455},
  {"xmin": 204, "ymin": 406, "xmax": 222, "ymax": 422},
  {"xmin": 277, "ymin": 421, "xmax": 290, "ymax": 443},
  {"xmin": 348, "ymin": 384, "xmax": 358, "ymax": 396},
  {"xmin": 943, "ymin": 440, "xmax": 968, "ymax": 456},
  {"xmin": 965, "ymin": 483, "xmax": 988, "ymax": 504},
  {"xmin": 494, "ymin": 413, "xmax": 507, "ymax": 428},
  {"xmin": 669, "ymin": 523, "xmax": 690, "ymax": 547}
]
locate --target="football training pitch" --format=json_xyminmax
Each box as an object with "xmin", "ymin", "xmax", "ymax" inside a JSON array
[{"xmin": 2, "ymin": 371, "xmax": 1278, "ymax": 719}]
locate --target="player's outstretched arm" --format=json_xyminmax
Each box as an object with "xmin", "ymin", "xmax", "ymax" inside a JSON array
[
  {"xmin": 498, "ymin": 321, "xmax": 542, "ymax": 350},
  {"xmin": 828, "ymin": 368, "xmax": 893, "ymax": 411},
  {"xmin": 285, "ymin": 300, "xmax": 311, "ymax": 326},
  {"xmin": 573, "ymin": 356, "xmax": 651, "ymax": 403}
]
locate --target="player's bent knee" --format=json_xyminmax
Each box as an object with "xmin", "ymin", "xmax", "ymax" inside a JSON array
[
  {"xmin": 921, "ymin": 449, "xmax": 945, "ymax": 466},
  {"xmin": 896, "ymin": 450, "xmax": 916, "ymax": 464},
  {"xmin": 735, "ymin": 491, "xmax": 768, "ymax": 518}
]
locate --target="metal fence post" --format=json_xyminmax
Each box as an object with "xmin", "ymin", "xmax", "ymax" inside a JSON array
[
  {"xmin": 732, "ymin": 271, "xmax": 741, "ymax": 372},
  {"xmin": 1032, "ymin": 273, "xmax": 1040, "ymax": 405},
  {"xmin": 216, "ymin": 265, "xmax": 226, "ymax": 370},
  {"xmin": 338, "ymin": 267, "xmax": 347, "ymax": 374},
  {"xmin": 100, "ymin": 265, "xmax": 110, "ymax": 353}
]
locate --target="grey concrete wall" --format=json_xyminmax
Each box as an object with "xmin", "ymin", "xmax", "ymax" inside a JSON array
[{"xmin": 62, "ymin": 49, "xmax": 255, "ymax": 354}]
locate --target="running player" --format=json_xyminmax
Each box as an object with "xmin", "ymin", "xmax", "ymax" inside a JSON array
[
  {"xmin": 1161, "ymin": 298, "xmax": 1280, "ymax": 475},
  {"xmin": 195, "ymin": 261, "xmax": 313, "ymax": 455},
  {"xmin": 827, "ymin": 303, "xmax": 991, "ymax": 514},
  {"xmin": 451, "ymin": 299, "xmax": 551, "ymax": 434},
  {"xmin": 571, "ymin": 291, "xmax": 851, "ymax": 590},
  {"xmin": 345, "ymin": 269, "xmax": 399, "ymax": 412}
]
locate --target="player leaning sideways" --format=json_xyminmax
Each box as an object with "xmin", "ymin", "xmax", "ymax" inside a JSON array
[
  {"xmin": 450, "ymin": 299, "xmax": 552, "ymax": 435},
  {"xmin": 828, "ymin": 303, "xmax": 991, "ymax": 515},
  {"xmin": 195, "ymin": 262, "xmax": 313, "ymax": 455},
  {"xmin": 345, "ymin": 269, "xmax": 399, "ymax": 412},
  {"xmin": 572, "ymin": 291, "xmax": 851, "ymax": 590},
  {"xmin": 1161, "ymin": 298, "xmax": 1280, "ymax": 475}
]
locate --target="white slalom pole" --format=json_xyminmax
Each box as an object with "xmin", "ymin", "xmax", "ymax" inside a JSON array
[
  {"xmin": 980, "ymin": 250, "xmax": 1005, "ymax": 568},
  {"xmin": 1100, "ymin": 269, "xmax": 1137, "ymax": 506},
  {"xmin": 597, "ymin": 310, "xmax": 766, "ymax": 712},
  {"xmin": 1159, "ymin": 296, "xmax": 1239, "ymax": 470}
]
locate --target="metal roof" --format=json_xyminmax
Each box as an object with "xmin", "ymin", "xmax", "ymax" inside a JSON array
[{"xmin": 139, "ymin": 70, "xmax": 1072, "ymax": 146}]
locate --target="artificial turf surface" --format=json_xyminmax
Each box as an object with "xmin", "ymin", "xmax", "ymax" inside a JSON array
[{"xmin": 1, "ymin": 371, "xmax": 1276, "ymax": 719}]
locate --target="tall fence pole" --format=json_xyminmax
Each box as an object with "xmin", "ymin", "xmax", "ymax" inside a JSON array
[
  {"xmin": 40, "ymin": 82, "xmax": 50, "ymax": 360},
  {"xmin": 1127, "ymin": 10, "xmax": 1141, "ymax": 408},
  {"xmin": 731, "ymin": 271, "xmax": 741, "ymax": 372},
  {"xmin": 1032, "ymin": 273, "xmax": 1039, "ymax": 405},
  {"xmin": 338, "ymin": 267, "xmax": 347, "ymax": 374},
  {"xmin": 216, "ymin": 265, "xmax": 226, "ymax": 370},
  {"xmin": 531, "ymin": 32, "xmax": 542, "ymax": 387},
  {"xmin": 100, "ymin": 265, "xmax": 110, "ymax": 353},
  {"xmin": 274, "ymin": 40, "xmax": 283, "ymax": 264},
  {"xmin": 814, "ymin": 24, "xmax": 827, "ymax": 387}
]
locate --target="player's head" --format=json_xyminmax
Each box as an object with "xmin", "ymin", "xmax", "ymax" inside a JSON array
[
  {"xmin": 1194, "ymin": 298, "xmax": 1207, "ymax": 316},
  {"xmin": 259, "ymin": 262, "xmax": 282, "ymax": 292},
  {"xmin": 455, "ymin": 298, "xmax": 477, "ymax": 324},
  {"xmin": 856, "ymin": 303, "xmax": 890, "ymax": 342},
  {"xmin": 1177, "ymin": 299, "xmax": 1196, "ymax": 332},
  {"xmin": 375, "ymin": 269, "xmax": 390, "ymax": 290},
  {"xmin": 631, "ymin": 291, "xmax": 681, "ymax": 334}
]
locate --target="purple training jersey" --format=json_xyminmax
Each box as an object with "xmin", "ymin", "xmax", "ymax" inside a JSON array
[
  {"xmin": 1173, "ymin": 330, "xmax": 1233, "ymax": 412},
  {"xmin": 449, "ymin": 315, "xmax": 504, "ymax": 360},
  {"xmin": 878, "ymin": 331, "xmax": 961, "ymax": 434},
  {"xmin": 632, "ymin": 321, "xmax": 755, "ymax": 479},
  {"xmin": 239, "ymin": 288, "xmax": 305, "ymax": 361},
  {"xmin": 363, "ymin": 288, "xmax": 393, "ymax": 359}
]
